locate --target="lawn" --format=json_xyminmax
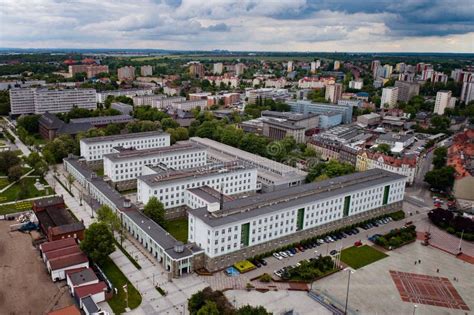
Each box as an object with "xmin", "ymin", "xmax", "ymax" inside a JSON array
[
  {"xmin": 165, "ymin": 218, "xmax": 188, "ymax": 243},
  {"xmin": 100, "ymin": 257, "xmax": 142, "ymax": 314},
  {"xmin": 0, "ymin": 177, "xmax": 9, "ymax": 190},
  {"xmin": 0, "ymin": 177, "xmax": 49, "ymax": 203},
  {"xmin": 340, "ymin": 245, "xmax": 388, "ymax": 269},
  {"xmin": 0, "ymin": 200, "xmax": 33, "ymax": 215}
]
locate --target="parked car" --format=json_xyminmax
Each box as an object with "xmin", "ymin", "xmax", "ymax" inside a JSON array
[
  {"xmin": 289, "ymin": 248, "xmax": 297, "ymax": 255},
  {"xmin": 354, "ymin": 240, "xmax": 363, "ymax": 247},
  {"xmin": 295, "ymin": 262, "xmax": 301, "ymax": 267},
  {"xmin": 274, "ymin": 270, "xmax": 283, "ymax": 278},
  {"xmin": 317, "ymin": 239, "xmax": 325, "ymax": 244},
  {"xmin": 254, "ymin": 260, "xmax": 262, "ymax": 268},
  {"xmin": 330, "ymin": 250, "xmax": 338, "ymax": 255},
  {"xmin": 279, "ymin": 251, "xmax": 288, "ymax": 258},
  {"xmin": 273, "ymin": 252, "xmax": 282, "ymax": 260},
  {"xmin": 260, "ymin": 259, "xmax": 267, "ymax": 266},
  {"xmin": 285, "ymin": 250, "xmax": 294, "ymax": 257}
]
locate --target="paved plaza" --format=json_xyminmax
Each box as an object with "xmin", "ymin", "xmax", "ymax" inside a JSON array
[{"xmin": 315, "ymin": 242, "xmax": 474, "ymax": 315}]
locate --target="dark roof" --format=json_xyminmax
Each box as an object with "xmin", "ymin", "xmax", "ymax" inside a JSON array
[
  {"xmin": 70, "ymin": 114, "xmax": 134, "ymax": 126},
  {"xmin": 81, "ymin": 296, "xmax": 100, "ymax": 314},
  {"xmin": 49, "ymin": 252, "xmax": 88, "ymax": 270},
  {"xmin": 35, "ymin": 207, "xmax": 77, "ymax": 233},
  {"xmin": 74, "ymin": 282, "xmax": 107, "ymax": 299},
  {"xmin": 33, "ymin": 196, "xmax": 64, "ymax": 209},
  {"xmin": 50, "ymin": 222, "xmax": 85, "ymax": 236},
  {"xmin": 67, "ymin": 268, "xmax": 98, "ymax": 286},
  {"xmin": 188, "ymin": 186, "xmax": 234, "ymax": 203},
  {"xmin": 44, "ymin": 244, "xmax": 81, "ymax": 261},
  {"xmin": 40, "ymin": 238, "xmax": 77, "ymax": 253},
  {"xmin": 263, "ymin": 119, "xmax": 305, "ymax": 130},
  {"xmin": 39, "ymin": 112, "xmax": 64, "ymax": 129},
  {"xmin": 57, "ymin": 122, "xmax": 93, "ymax": 135},
  {"xmin": 80, "ymin": 130, "xmax": 167, "ymax": 144},
  {"xmin": 189, "ymin": 169, "xmax": 406, "ymax": 227}
]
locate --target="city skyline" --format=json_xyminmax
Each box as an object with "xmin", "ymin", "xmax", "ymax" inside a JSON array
[{"xmin": 1, "ymin": 0, "xmax": 473, "ymax": 53}]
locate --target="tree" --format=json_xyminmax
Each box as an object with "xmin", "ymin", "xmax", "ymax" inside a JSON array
[
  {"xmin": 143, "ymin": 197, "xmax": 166, "ymax": 227},
  {"xmin": 0, "ymin": 90, "xmax": 10, "ymax": 115},
  {"xmin": 97, "ymin": 205, "xmax": 121, "ymax": 238},
  {"xmin": 197, "ymin": 301, "xmax": 219, "ymax": 315},
  {"xmin": 17, "ymin": 114, "xmax": 40, "ymax": 134},
  {"xmin": 80, "ymin": 222, "xmax": 115, "ymax": 265},
  {"xmin": 0, "ymin": 151, "xmax": 21, "ymax": 174},
  {"xmin": 67, "ymin": 173, "xmax": 75, "ymax": 191},
  {"xmin": 374, "ymin": 143, "xmax": 391, "ymax": 155},
  {"xmin": 432, "ymin": 147, "xmax": 447, "ymax": 169},
  {"xmin": 424, "ymin": 166, "xmax": 455, "ymax": 190},
  {"xmin": 306, "ymin": 160, "xmax": 355, "ymax": 182},
  {"xmin": 7, "ymin": 165, "xmax": 23, "ymax": 182},
  {"xmin": 161, "ymin": 117, "xmax": 180, "ymax": 130}
]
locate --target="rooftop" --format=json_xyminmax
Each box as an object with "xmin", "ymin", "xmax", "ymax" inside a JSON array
[
  {"xmin": 74, "ymin": 282, "xmax": 107, "ymax": 299},
  {"xmin": 49, "ymin": 252, "xmax": 88, "ymax": 270},
  {"xmin": 47, "ymin": 305, "xmax": 81, "ymax": 315},
  {"xmin": 189, "ymin": 169, "xmax": 405, "ymax": 227},
  {"xmin": 80, "ymin": 130, "xmax": 168, "ymax": 144},
  {"xmin": 67, "ymin": 268, "xmax": 98, "ymax": 286},
  {"xmin": 40, "ymin": 237, "xmax": 77, "ymax": 253},
  {"xmin": 44, "ymin": 244, "xmax": 81, "ymax": 261},
  {"xmin": 70, "ymin": 114, "xmax": 134, "ymax": 125},
  {"xmin": 261, "ymin": 110, "xmax": 318, "ymax": 121},
  {"xmin": 188, "ymin": 186, "xmax": 234, "ymax": 204},
  {"xmin": 81, "ymin": 296, "xmax": 100, "ymax": 314}
]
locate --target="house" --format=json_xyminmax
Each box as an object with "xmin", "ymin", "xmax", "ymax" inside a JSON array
[
  {"xmin": 75, "ymin": 282, "xmax": 108, "ymax": 306},
  {"xmin": 66, "ymin": 268, "xmax": 99, "ymax": 294},
  {"xmin": 39, "ymin": 238, "xmax": 77, "ymax": 261},
  {"xmin": 47, "ymin": 252, "xmax": 89, "ymax": 281},
  {"xmin": 47, "ymin": 305, "xmax": 81, "ymax": 315}
]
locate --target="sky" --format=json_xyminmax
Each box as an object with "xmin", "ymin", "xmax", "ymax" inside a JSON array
[{"xmin": 1, "ymin": 0, "xmax": 473, "ymax": 52}]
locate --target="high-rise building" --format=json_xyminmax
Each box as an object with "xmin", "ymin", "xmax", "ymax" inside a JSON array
[
  {"xmin": 213, "ymin": 63, "xmax": 223, "ymax": 74},
  {"xmin": 9, "ymin": 88, "xmax": 96, "ymax": 115},
  {"xmin": 348, "ymin": 80, "xmax": 363, "ymax": 90},
  {"xmin": 394, "ymin": 81, "xmax": 420, "ymax": 102},
  {"xmin": 234, "ymin": 63, "xmax": 245, "ymax": 76},
  {"xmin": 325, "ymin": 83, "xmax": 343, "ymax": 104},
  {"xmin": 381, "ymin": 87, "xmax": 399, "ymax": 108},
  {"xmin": 68, "ymin": 64, "xmax": 109, "ymax": 79},
  {"xmin": 371, "ymin": 60, "xmax": 381, "ymax": 78},
  {"xmin": 333, "ymin": 60, "xmax": 340, "ymax": 70},
  {"xmin": 140, "ymin": 65, "xmax": 153, "ymax": 76},
  {"xmin": 395, "ymin": 63, "xmax": 406, "ymax": 73},
  {"xmin": 434, "ymin": 90, "xmax": 453, "ymax": 115},
  {"xmin": 189, "ymin": 62, "xmax": 205, "ymax": 78},
  {"xmin": 310, "ymin": 61, "xmax": 317, "ymax": 74},
  {"xmin": 383, "ymin": 64, "xmax": 393, "ymax": 78},
  {"xmin": 451, "ymin": 69, "xmax": 474, "ymax": 82},
  {"xmin": 287, "ymin": 61, "xmax": 293, "ymax": 72},
  {"xmin": 461, "ymin": 78, "xmax": 474, "ymax": 104},
  {"xmin": 117, "ymin": 66, "xmax": 136, "ymax": 81}
]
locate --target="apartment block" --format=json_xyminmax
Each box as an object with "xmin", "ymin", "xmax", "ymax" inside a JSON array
[
  {"xmin": 434, "ymin": 90, "xmax": 454, "ymax": 115},
  {"xmin": 213, "ymin": 63, "xmax": 223, "ymax": 75},
  {"xmin": 117, "ymin": 66, "xmax": 136, "ymax": 81},
  {"xmin": 381, "ymin": 87, "xmax": 399, "ymax": 108},
  {"xmin": 140, "ymin": 65, "xmax": 153, "ymax": 77},
  {"xmin": 80, "ymin": 131, "xmax": 171, "ymax": 161},
  {"xmin": 325, "ymin": 83, "xmax": 343, "ymax": 103},
  {"xmin": 96, "ymin": 89, "xmax": 154, "ymax": 103},
  {"xmin": 394, "ymin": 81, "xmax": 419, "ymax": 102}
]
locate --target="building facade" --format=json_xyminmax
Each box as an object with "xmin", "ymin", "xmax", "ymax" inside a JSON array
[
  {"xmin": 117, "ymin": 66, "xmax": 136, "ymax": 81},
  {"xmin": 381, "ymin": 87, "xmax": 399, "ymax": 108}
]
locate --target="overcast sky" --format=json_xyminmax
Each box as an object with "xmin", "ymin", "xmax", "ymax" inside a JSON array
[{"xmin": 1, "ymin": 0, "xmax": 473, "ymax": 52}]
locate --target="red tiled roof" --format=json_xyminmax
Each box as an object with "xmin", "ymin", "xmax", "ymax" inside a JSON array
[
  {"xmin": 49, "ymin": 252, "xmax": 88, "ymax": 270},
  {"xmin": 363, "ymin": 151, "xmax": 417, "ymax": 167},
  {"xmin": 40, "ymin": 238, "xmax": 77, "ymax": 253},
  {"xmin": 74, "ymin": 281, "xmax": 107, "ymax": 299},
  {"xmin": 44, "ymin": 244, "xmax": 80, "ymax": 261},
  {"xmin": 47, "ymin": 305, "xmax": 81, "ymax": 315}
]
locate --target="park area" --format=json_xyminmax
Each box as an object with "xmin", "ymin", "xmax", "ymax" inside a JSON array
[
  {"xmin": 340, "ymin": 245, "xmax": 388, "ymax": 269},
  {"xmin": 0, "ymin": 177, "xmax": 51, "ymax": 215}
]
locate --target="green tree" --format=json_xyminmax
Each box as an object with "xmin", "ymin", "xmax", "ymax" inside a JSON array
[
  {"xmin": 7, "ymin": 165, "xmax": 23, "ymax": 182},
  {"xmin": 0, "ymin": 151, "xmax": 21, "ymax": 174},
  {"xmin": 197, "ymin": 301, "xmax": 219, "ymax": 315},
  {"xmin": 161, "ymin": 117, "xmax": 180, "ymax": 130},
  {"xmin": 17, "ymin": 114, "xmax": 40, "ymax": 133},
  {"xmin": 424, "ymin": 166, "xmax": 455, "ymax": 190},
  {"xmin": 374, "ymin": 143, "xmax": 391, "ymax": 155},
  {"xmin": 432, "ymin": 147, "xmax": 447, "ymax": 169},
  {"xmin": 143, "ymin": 197, "xmax": 166, "ymax": 227},
  {"xmin": 97, "ymin": 205, "xmax": 121, "ymax": 238},
  {"xmin": 0, "ymin": 90, "xmax": 10, "ymax": 115},
  {"xmin": 80, "ymin": 222, "xmax": 116, "ymax": 265}
]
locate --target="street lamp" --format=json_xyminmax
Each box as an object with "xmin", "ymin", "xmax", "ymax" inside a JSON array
[
  {"xmin": 344, "ymin": 269, "xmax": 355, "ymax": 315},
  {"xmin": 413, "ymin": 304, "xmax": 417, "ymax": 315},
  {"xmin": 458, "ymin": 230, "xmax": 464, "ymax": 254}
]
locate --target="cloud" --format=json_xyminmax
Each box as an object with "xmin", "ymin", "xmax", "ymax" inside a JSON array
[{"xmin": 0, "ymin": 0, "xmax": 473, "ymax": 52}]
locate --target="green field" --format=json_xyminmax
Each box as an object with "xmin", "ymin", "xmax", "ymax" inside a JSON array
[
  {"xmin": 165, "ymin": 218, "xmax": 188, "ymax": 243},
  {"xmin": 0, "ymin": 200, "xmax": 33, "ymax": 215},
  {"xmin": 340, "ymin": 245, "xmax": 388, "ymax": 269},
  {"xmin": 100, "ymin": 257, "xmax": 142, "ymax": 314},
  {"xmin": 0, "ymin": 177, "xmax": 49, "ymax": 203}
]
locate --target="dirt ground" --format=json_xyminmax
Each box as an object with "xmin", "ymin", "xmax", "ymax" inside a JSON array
[{"xmin": 0, "ymin": 220, "xmax": 74, "ymax": 315}]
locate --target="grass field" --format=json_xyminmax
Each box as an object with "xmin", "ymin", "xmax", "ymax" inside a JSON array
[
  {"xmin": 340, "ymin": 245, "xmax": 388, "ymax": 269},
  {"xmin": 100, "ymin": 257, "xmax": 142, "ymax": 314},
  {"xmin": 0, "ymin": 177, "xmax": 49, "ymax": 203},
  {"xmin": 0, "ymin": 200, "xmax": 33, "ymax": 215},
  {"xmin": 165, "ymin": 218, "xmax": 188, "ymax": 243}
]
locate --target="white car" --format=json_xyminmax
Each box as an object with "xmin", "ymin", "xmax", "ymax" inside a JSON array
[
  {"xmin": 285, "ymin": 250, "xmax": 294, "ymax": 257},
  {"xmin": 273, "ymin": 252, "xmax": 282, "ymax": 260},
  {"xmin": 273, "ymin": 270, "xmax": 283, "ymax": 278},
  {"xmin": 279, "ymin": 251, "xmax": 288, "ymax": 258}
]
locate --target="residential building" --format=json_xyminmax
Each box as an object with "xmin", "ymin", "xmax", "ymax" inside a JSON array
[
  {"xmin": 371, "ymin": 60, "xmax": 381, "ymax": 78},
  {"xmin": 9, "ymin": 88, "xmax": 96, "ymax": 115},
  {"xmin": 287, "ymin": 61, "xmax": 293, "ymax": 72},
  {"xmin": 151, "ymin": 96, "xmax": 187, "ymax": 109},
  {"xmin": 190, "ymin": 137, "xmax": 307, "ymax": 192},
  {"xmin": 381, "ymin": 87, "xmax": 399, "ymax": 108},
  {"xmin": 333, "ymin": 60, "xmax": 340, "ymax": 70},
  {"xmin": 117, "ymin": 66, "xmax": 136, "ymax": 81},
  {"xmin": 383, "ymin": 64, "xmax": 393, "ymax": 78},
  {"xmin": 80, "ymin": 131, "xmax": 170, "ymax": 161},
  {"xmin": 132, "ymin": 94, "xmax": 166, "ymax": 106},
  {"xmin": 448, "ymin": 127, "xmax": 474, "ymax": 200},
  {"xmin": 298, "ymin": 77, "xmax": 335, "ymax": 89},
  {"xmin": 68, "ymin": 64, "xmax": 109, "ymax": 79},
  {"xmin": 140, "ymin": 65, "xmax": 153, "ymax": 76},
  {"xmin": 234, "ymin": 63, "xmax": 245, "ymax": 76},
  {"xmin": 356, "ymin": 151, "xmax": 417, "ymax": 185},
  {"xmin": 348, "ymin": 80, "xmax": 363, "ymax": 90},
  {"xmin": 204, "ymin": 75, "xmax": 240, "ymax": 88},
  {"xmin": 222, "ymin": 93, "xmax": 240, "ymax": 106},
  {"xmin": 265, "ymin": 78, "xmax": 287, "ymax": 89},
  {"xmin": 171, "ymin": 99, "xmax": 207, "ymax": 111},
  {"xmin": 213, "ymin": 63, "xmax": 223, "ymax": 74},
  {"xmin": 460, "ymin": 78, "xmax": 474, "ymax": 104},
  {"xmin": 188, "ymin": 169, "xmax": 405, "ymax": 271},
  {"xmin": 434, "ymin": 90, "xmax": 454, "ymax": 115},
  {"xmin": 325, "ymin": 83, "xmax": 343, "ymax": 103},
  {"xmin": 189, "ymin": 62, "xmax": 205, "ymax": 78},
  {"xmin": 103, "ymin": 142, "xmax": 207, "ymax": 183},
  {"xmin": 395, "ymin": 63, "xmax": 406, "ymax": 73},
  {"xmin": 451, "ymin": 69, "xmax": 474, "ymax": 83},
  {"xmin": 137, "ymin": 162, "xmax": 258, "ymax": 207},
  {"xmin": 70, "ymin": 115, "xmax": 134, "ymax": 127},
  {"xmin": 96, "ymin": 89, "xmax": 153, "ymax": 103},
  {"xmin": 394, "ymin": 81, "xmax": 419, "ymax": 102},
  {"xmin": 246, "ymin": 88, "xmax": 290, "ymax": 105},
  {"xmin": 0, "ymin": 80, "xmax": 46, "ymax": 90},
  {"xmin": 287, "ymin": 100, "xmax": 353, "ymax": 124}
]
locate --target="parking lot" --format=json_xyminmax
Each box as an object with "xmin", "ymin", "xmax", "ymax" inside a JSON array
[{"xmin": 0, "ymin": 220, "xmax": 73, "ymax": 314}]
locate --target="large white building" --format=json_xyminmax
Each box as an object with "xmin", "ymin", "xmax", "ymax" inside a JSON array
[
  {"xmin": 188, "ymin": 169, "xmax": 405, "ymax": 268},
  {"xmin": 213, "ymin": 63, "xmax": 223, "ymax": 75},
  {"xmin": 152, "ymin": 96, "xmax": 187, "ymax": 109},
  {"xmin": 132, "ymin": 94, "xmax": 166, "ymax": 106},
  {"xmin": 381, "ymin": 87, "xmax": 399, "ymax": 108},
  {"xmin": 460, "ymin": 78, "xmax": 474, "ymax": 104},
  {"xmin": 348, "ymin": 80, "xmax": 363, "ymax": 90},
  {"xmin": 140, "ymin": 65, "xmax": 153, "ymax": 77},
  {"xmin": 103, "ymin": 142, "xmax": 207, "ymax": 182},
  {"xmin": 190, "ymin": 137, "xmax": 307, "ymax": 192},
  {"xmin": 96, "ymin": 89, "xmax": 154, "ymax": 103},
  {"xmin": 434, "ymin": 90, "xmax": 455, "ymax": 115},
  {"xmin": 325, "ymin": 83, "xmax": 343, "ymax": 104},
  {"xmin": 170, "ymin": 99, "xmax": 207, "ymax": 111},
  {"xmin": 137, "ymin": 162, "xmax": 258, "ymax": 207},
  {"xmin": 9, "ymin": 88, "xmax": 96, "ymax": 115},
  {"xmin": 79, "ymin": 131, "xmax": 171, "ymax": 161}
]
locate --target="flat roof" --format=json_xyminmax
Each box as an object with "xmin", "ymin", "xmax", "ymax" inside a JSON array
[
  {"xmin": 187, "ymin": 186, "xmax": 234, "ymax": 203},
  {"xmin": 81, "ymin": 296, "xmax": 100, "ymax": 314},
  {"xmin": 68, "ymin": 268, "xmax": 98, "ymax": 286},
  {"xmin": 189, "ymin": 169, "xmax": 405, "ymax": 227},
  {"xmin": 138, "ymin": 162, "xmax": 253, "ymax": 187},
  {"xmin": 263, "ymin": 119, "xmax": 305, "ymax": 130},
  {"xmin": 103, "ymin": 142, "xmax": 205, "ymax": 162},
  {"xmin": 80, "ymin": 131, "xmax": 168, "ymax": 144},
  {"xmin": 70, "ymin": 114, "xmax": 133, "ymax": 125}
]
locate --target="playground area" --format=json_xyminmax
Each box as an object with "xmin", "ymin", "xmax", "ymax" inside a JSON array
[{"xmin": 0, "ymin": 220, "xmax": 73, "ymax": 314}]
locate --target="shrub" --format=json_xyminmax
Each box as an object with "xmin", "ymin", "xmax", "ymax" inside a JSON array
[
  {"xmin": 259, "ymin": 273, "xmax": 272, "ymax": 283},
  {"xmin": 446, "ymin": 227, "xmax": 455, "ymax": 234}
]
